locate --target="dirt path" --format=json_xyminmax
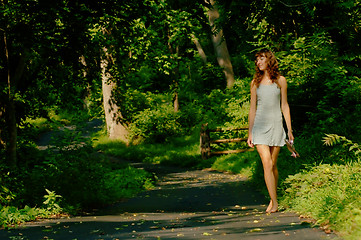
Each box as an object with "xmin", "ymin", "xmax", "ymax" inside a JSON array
[
  {"xmin": 0, "ymin": 120, "xmax": 339, "ymax": 239},
  {"xmin": 0, "ymin": 163, "xmax": 338, "ymax": 240}
]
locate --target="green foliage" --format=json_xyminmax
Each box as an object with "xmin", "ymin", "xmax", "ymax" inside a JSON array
[
  {"xmin": 199, "ymin": 79, "xmax": 251, "ymax": 129},
  {"xmin": 0, "ymin": 117, "xmax": 154, "ymax": 223},
  {"xmin": 280, "ymin": 163, "xmax": 361, "ymax": 239},
  {"xmin": 323, "ymin": 134, "xmax": 361, "ymax": 156},
  {"xmin": 250, "ymin": 132, "xmax": 360, "ymax": 201},
  {"xmin": 211, "ymin": 151, "xmax": 258, "ymax": 178},
  {"xmin": 103, "ymin": 166, "xmax": 154, "ymax": 200},
  {"xmin": 0, "ymin": 190, "xmax": 62, "ymax": 228},
  {"xmin": 129, "ymin": 104, "xmax": 183, "ymax": 143},
  {"xmin": 22, "ymin": 134, "xmax": 153, "ymax": 209},
  {"xmin": 278, "ymin": 135, "xmax": 361, "ymax": 239},
  {"xmin": 94, "ymin": 130, "xmax": 202, "ymax": 168},
  {"xmin": 2, "ymin": 0, "xmax": 361, "ymax": 238},
  {"xmin": 43, "ymin": 189, "xmax": 62, "ymax": 215}
]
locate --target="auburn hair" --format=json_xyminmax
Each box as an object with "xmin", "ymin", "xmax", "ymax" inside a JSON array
[{"xmin": 253, "ymin": 49, "xmax": 281, "ymax": 88}]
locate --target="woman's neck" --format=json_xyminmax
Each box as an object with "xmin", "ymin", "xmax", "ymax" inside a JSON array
[{"xmin": 262, "ymin": 71, "xmax": 271, "ymax": 81}]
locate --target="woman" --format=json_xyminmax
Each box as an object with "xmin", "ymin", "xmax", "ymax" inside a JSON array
[{"xmin": 247, "ymin": 49, "xmax": 294, "ymax": 213}]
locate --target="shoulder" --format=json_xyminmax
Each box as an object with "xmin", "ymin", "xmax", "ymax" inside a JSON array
[
  {"xmin": 250, "ymin": 79, "xmax": 257, "ymax": 91},
  {"xmin": 278, "ymin": 76, "xmax": 287, "ymax": 88}
]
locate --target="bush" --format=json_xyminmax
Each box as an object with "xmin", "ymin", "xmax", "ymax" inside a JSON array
[
  {"xmin": 0, "ymin": 189, "xmax": 62, "ymax": 228},
  {"xmin": 129, "ymin": 104, "xmax": 183, "ymax": 143},
  {"xmin": 280, "ymin": 163, "xmax": 361, "ymax": 239},
  {"xmin": 7, "ymin": 127, "xmax": 154, "ymax": 213},
  {"xmin": 22, "ymin": 148, "xmax": 153, "ymax": 210},
  {"xmin": 279, "ymin": 135, "xmax": 361, "ymax": 239}
]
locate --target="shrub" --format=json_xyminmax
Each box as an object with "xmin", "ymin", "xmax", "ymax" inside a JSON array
[
  {"xmin": 129, "ymin": 104, "xmax": 183, "ymax": 143},
  {"xmin": 280, "ymin": 135, "xmax": 361, "ymax": 239},
  {"xmin": 0, "ymin": 190, "xmax": 62, "ymax": 228},
  {"xmin": 15, "ymin": 127, "xmax": 154, "ymax": 211},
  {"xmin": 280, "ymin": 163, "xmax": 361, "ymax": 239}
]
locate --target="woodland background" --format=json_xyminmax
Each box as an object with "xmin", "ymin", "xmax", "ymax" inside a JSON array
[{"xmin": 1, "ymin": 0, "xmax": 361, "ymax": 238}]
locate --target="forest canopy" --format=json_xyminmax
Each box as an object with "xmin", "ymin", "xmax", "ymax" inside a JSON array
[{"xmin": 2, "ymin": 0, "xmax": 360, "ymax": 158}]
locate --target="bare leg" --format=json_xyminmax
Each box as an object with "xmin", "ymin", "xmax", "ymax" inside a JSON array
[
  {"xmin": 266, "ymin": 146, "xmax": 280, "ymax": 212},
  {"xmin": 256, "ymin": 145, "xmax": 280, "ymax": 213},
  {"xmin": 270, "ymin": 146, "xmax": 280, "ymax": 192}
]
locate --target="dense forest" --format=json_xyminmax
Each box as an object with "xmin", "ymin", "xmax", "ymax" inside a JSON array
[{"xmin": 1, "ymin": 0, "xmax": 361, "ymax": 238}]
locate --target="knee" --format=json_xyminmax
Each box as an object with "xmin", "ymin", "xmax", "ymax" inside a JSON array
[
  {"xmin": 272, "ymin": 163, "xmax": 278, "ymax": 171},
  {"xmin": 262, "ymin": 160, "xmax": 273, "ymax": 173}
]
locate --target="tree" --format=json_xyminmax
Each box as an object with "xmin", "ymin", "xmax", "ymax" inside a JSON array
[
  {"xmin": 100, "ymin": 31, "xmax": 128, "ymax": 141},
  {"xmin": 206, "ymin": 0, "xmax": 235, "ymax": 88}
]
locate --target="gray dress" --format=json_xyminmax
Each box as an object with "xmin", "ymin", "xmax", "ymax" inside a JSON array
[{"xmin": 252, "ymin": 83, "xmax": 286, "ymax": 146}]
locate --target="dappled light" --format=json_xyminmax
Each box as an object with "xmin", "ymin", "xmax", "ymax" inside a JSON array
[
  {"xmin": 0, "ymin": 167, "xmax": 333, "ymax": 239},
  {"xmin": 1, "ymin": 0, "xmax": 360, "ymax": 239}
]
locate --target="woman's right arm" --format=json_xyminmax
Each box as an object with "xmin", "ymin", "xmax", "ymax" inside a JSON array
[{"xmin": 247, "ymin": 81, "xmax": 257, "ymax": 148}]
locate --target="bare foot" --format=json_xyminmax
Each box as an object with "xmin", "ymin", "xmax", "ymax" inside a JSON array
[
  {"xmin": 266, "ymin": 201, "xmax": 278, "ymax": 213},
  {"xmin": 266, "ymin": 200, "xmax": 272, "ymax": 212}
]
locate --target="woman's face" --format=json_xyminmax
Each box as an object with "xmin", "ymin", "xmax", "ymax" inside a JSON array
[{"xmin": 256, "ymin": 54, "xmax": 268, "ymax": 71}]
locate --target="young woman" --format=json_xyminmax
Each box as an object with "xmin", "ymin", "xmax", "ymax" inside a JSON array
[{"xmin": 247, "ymin": 49, "xmax": 294, "ymax": 213}]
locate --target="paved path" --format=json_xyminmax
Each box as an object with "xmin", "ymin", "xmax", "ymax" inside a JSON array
[{"xmin": 0, "ymin": 163, "xmax": 338, "ymax": 240}]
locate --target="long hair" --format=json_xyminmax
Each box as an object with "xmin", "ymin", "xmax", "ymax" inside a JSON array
[{"xmin": 253, "ymin": 49, "xmax": 281, "ymax": 88}]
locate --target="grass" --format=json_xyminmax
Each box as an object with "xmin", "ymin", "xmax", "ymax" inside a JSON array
[
  {"xmin": 210, "ymin": 150, "xmax": 258, "ymax": 178},
  {"xmin": 18, "ymin": 113, "xmax": 361, "ymax": 240},
  {"xmin": 274, "ymin": 133, "xmax": 361, "ymax": 240},
  {"xmin": 0, "ymin": 114, "xmax": 156, "ymax": 227},
  {"xmin": 280, "ymin": 162, "xmax": 361, "ymax": 239},
  {"xmin": 93, "ymin": 128, "xmax": 259, "ymax": 179},
  {"xmin": 93, "ymin": 130, "xmax": 207, "ymax": 169}
]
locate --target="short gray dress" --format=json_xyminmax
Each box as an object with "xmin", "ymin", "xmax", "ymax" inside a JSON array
[{"xmin": 252, "ymin": 83, "xmax": 286, "ymax": 146}]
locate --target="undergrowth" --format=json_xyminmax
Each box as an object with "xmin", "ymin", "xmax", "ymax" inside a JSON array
[
  {"xmin": 94, "ymin": 129, "xmax": 205, "ymax": 169},
  {"xmin": 0, "ymin": 115, "xmax": 154, "ymax": 228},
  {"xmin": 279, "ymin": 134, "xmax": 361, "ymax": 239},
  {"xmin": 0, "ymin": 189, "xmax": 62, "ymax": 228},
  {"xmin": 281, "ymin": 163, "xmax": 361, "ymax": 239},
  {"xmin": 210, "ymin": 150, "xmax": 258, "ymax": 178}
]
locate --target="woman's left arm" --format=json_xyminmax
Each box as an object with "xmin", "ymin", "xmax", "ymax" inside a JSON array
[{"xmin": 279, "ymin": 76, "xmax": 294, "ymax": 142}]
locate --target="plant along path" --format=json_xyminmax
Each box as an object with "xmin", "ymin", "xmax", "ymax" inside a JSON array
[{"xmin": 1, "ymin": 164, "xmax": 336, "ymax": 240}]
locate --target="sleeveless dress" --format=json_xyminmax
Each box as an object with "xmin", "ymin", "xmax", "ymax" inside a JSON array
[{"xmin": 252, "ymin": 83, "xmax": 286, "ymax": 146}]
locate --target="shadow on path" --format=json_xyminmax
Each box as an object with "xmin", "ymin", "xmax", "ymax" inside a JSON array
[{"xmin": 0, "ymin": 163, "xmax": 339, "ymax": 240}]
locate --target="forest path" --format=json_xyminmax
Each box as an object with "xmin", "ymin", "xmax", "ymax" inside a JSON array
[
  {"xmin": 1, "ymin": 120, "xmax": 338, "ymax": 239},
  {"xmin": 1, "ymin": 163, "xmax": 338, "ymax": 240}
]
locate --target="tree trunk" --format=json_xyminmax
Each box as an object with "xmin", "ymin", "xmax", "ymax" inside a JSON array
[
  {"xmin": 173, "ymin": 83, "xmax": 179, "ymax": 112},
  {"xmin": 207, "ymin": 0, "xmax": 235, "ymax": 89},
  {"xmin": 6, "ymin": 99, "xmax": 17, "ymax": 167},
  {"xmin": 168, "ymin": 37, "xmax": 180, "ymax": 112},
  {"xmin": 3, "ymin": 31, "xmax": 17, "ymax": 168},
  {"xmin": 173, "ymin": 50, "xmax": 180, "ymax": 112},
  {"xmin": 101, "ymin": 47, "xmax": 129, "ymax": 143},
  {"xmin": 191, "ymin": 34, "xmax": 207, "ymax": 64},
  {"xmin": 79, "ymin": 55, "xmax": 92, "ymax": 110}
]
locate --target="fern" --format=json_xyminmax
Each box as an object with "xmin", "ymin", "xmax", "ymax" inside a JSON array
[{"xmin": 323, "ymin": 133, "xmax": 361, "ymax": 156}]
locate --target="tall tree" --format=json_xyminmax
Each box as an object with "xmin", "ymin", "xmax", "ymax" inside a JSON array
[
  {"xmin": 1, "ymin": 0, "xmax": 31, "ymax": 167},
  {"xmin": 100, "ymin": 33, "xmax": 128, "ymax": 141},
  {"xmin": 206, "ymin": 0, "xmax": 235, "ymax": 88}
]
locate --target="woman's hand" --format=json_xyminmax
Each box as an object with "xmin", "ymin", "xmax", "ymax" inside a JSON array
[{"xmin": 247, "ymin": 135, "xmax": 254, "ymax": 148}]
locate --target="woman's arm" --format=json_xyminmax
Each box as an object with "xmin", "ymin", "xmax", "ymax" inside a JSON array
[
  {"xmin": 247, "ymin": 80, "xmax": 257, "ymax": 148},
  {"xmin": 279, "ymin": 76, "xmax": 294, "ymax": 141}
]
